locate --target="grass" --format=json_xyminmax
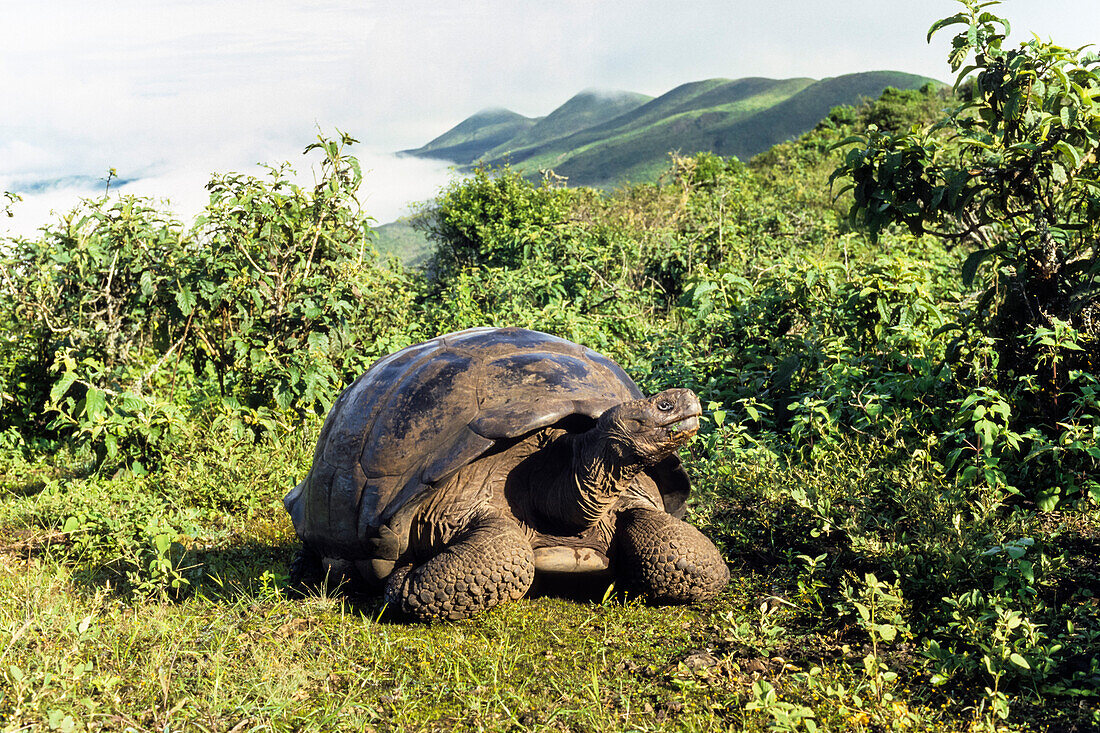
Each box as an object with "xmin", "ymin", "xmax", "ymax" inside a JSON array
[
  {"xmin": 0, "ymin": 562, "xmax": 719, "ymax": 730},
  {"xmin": 4, "ymin": 422, "xmax": 1086, "ymax": 732},
  {"xmin": 373, "ymin": 220, "xmax": 435, "ymax": 268},
  {"xmin": 0, "ymin": 527, "xmax": 963, "ymax": 732}
]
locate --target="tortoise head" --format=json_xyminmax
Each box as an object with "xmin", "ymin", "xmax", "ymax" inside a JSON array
[{"xmin": 596, "ymin": 388, "xmax": 701, "ymax": 466}]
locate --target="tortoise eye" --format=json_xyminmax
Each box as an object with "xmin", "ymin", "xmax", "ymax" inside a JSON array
[{"xmin": 657, "ymin": 400, "xmax": 673, "ymax": 412}]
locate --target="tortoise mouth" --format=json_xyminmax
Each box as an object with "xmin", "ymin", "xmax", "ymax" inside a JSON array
[
  {"xmin": 663, "ymin": 413, "xmax": 700, "ymax": 442},
  {"xmin": 660, "ymin": 408, "xmax": 701, "ymax": 425}
]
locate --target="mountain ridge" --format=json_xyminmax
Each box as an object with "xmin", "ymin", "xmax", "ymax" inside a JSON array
[
  {"xmin": 401, "ymin": 70, "xmax": 941, "ymax": 186},
  {"xmin": 481, "ymin": 89, "xmax": 654, "ymax": 162},
  {"xmin": 400, "ymin": 107, "xmax": 541, "ymax": 164}
]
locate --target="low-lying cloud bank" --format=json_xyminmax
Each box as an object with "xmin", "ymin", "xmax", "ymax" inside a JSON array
[{"xmin": 0, "ymin": 148, "xmax": 458, "ymax": 240}]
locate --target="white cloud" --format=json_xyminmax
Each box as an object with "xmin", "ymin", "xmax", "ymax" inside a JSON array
[
  {"xmin": 2, "ymin": 0, "xmax": 1097, "ymax": 239},
  {"xmin": 0, "ymin": 146, "xmax": 458, "ymax": 239},
  {"xmin": 357, "ymin": 152, "xmax": 460, "ymax": 223}
]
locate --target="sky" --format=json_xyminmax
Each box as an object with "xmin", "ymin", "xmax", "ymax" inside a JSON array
[{"xmin": 2, "ymin": 1, "xmax": 1098, "ymax": 236}]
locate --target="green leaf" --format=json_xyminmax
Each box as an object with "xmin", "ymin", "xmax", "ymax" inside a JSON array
[
  {"xmin": 829, "ymin": 135, "xmax": 869, "ymax": 151},
  {"xmin": 1054, "ymin": 140, "xmax": 1083, "ymax": 169},
  {"xmin": 952, "ymin": 65, "xmax": 980, "ymax": 91},
  {"xmin": 876, "ymin": 624, "xmax": 898, "ymax": 642},
  {"xmin": 154, "ymin": 533, "xmax": 173, "ymax": 555},
  {"xmin": 83, "ymin": 387, "xmax": 107, "ymax": 422},
  {"xmin": 175, "ymin": 285, "xmax": 196, "ymax": 315},
  {"xmin": 1009, "ymin": 653, "xmax": 1031, "ymax": 670},
  {"xmin": 927, "ymin": 12, "xmax": 971, "ymax": 42},
  {"xmin": 50, "ymin": 370, "xmax": 78, "ymax": 402},
  {"xmin": 961, "ymin": 248, "xmax": 995, "ymax": 287}
]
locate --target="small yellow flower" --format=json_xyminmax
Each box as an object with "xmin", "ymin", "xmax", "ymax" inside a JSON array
[{"xmin": 849, "ymin": 711, "xmax": 870, "ymax": 726}]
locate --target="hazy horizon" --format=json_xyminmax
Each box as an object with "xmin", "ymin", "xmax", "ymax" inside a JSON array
[{"xmin": 2, "ymin": 1, "xmax": 1096, "ymax": 237}]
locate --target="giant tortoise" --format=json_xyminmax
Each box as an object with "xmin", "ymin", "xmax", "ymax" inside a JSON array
[{"xmin": 284, "ymin": 327, "xmax": 728, "ymax": 620}]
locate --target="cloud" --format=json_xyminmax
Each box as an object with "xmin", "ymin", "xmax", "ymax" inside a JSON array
[
  {"xmin": 0, "ymin": 146, "xmax": 459, "ymax": 239},
  {"xmin": 1, "ymin": 1, "xmax": 379, "ymax": 173},
  {"xmin": 3, "ymin": 0, "xmax": 1096, "ymax": 241},
  {"xmin": 0, "ymin": 184, "xmax": 102, "ymax": 240},
  {"xmin": 356, "ymin": 151, "xmax": 460, "ymax": 223}
]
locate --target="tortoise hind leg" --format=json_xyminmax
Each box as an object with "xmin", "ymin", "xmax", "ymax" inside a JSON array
[
  {"xmin": 384, "ymin": 512, "xmax": 535, "ymax": 621},
  {"xmin": 616, "ymin": 508, "xmax": 728, "ymax": 603}
]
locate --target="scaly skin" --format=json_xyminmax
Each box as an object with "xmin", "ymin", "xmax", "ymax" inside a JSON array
[
  {"xmin": 616, "ymin": 508, "xmax": 729, "ymax": 603},
  {"xmin": 375, "ymin": 389, "xmax": 725, "ymax": 620},
  {"xmin": 385, "ymin": 512, "xmax": 535, "ymax": 621}
]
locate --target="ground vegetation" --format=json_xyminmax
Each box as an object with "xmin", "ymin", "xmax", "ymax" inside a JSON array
[{"xmin": 1, "ymin": 3, "xmax": 1097, "ymax": 730}]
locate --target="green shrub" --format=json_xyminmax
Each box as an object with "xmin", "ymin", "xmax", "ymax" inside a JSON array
[
  {"xmin": 1, "ymin": 133, "xmax": 418, "ymax": 469},
  {"xmin": 831, "ymin": 0, "xmax": 1100, "ymax": 506},
  {"xmin": 0, "ymin": 197, "xmax": 190, "ymax": 441},
  {"xmin": 190, "ymin": 133, "xmax": 412, "ymax": 420}
]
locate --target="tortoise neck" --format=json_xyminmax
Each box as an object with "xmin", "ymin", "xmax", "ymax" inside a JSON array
[{"xmin": 543, "ymin": 427, "xmax": 641, "ymax": 530}]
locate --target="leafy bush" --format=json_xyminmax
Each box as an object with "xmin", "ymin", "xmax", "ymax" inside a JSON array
[
  {"xmin": 418, "ymin": 165, "xmax": 571, "ymax": 277},
  {"xmin": 1, "ymin": 133, "xmax": 420, "ymax": 469},
  {"xmin": 0, "ymin": 198, "xmax": 190, "ymax": 441},
  {"xmin": 189, "ymin": 134, "xmax": 417, "ymax": 423},
  {"xmin": 831, "ymin": 0, "xmax": 1100, "ymax": 507}
]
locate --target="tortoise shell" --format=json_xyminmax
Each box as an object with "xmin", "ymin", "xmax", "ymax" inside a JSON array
[{"xmin": 284, "ymin": 327, "xmax": 690, "ymax": 570}]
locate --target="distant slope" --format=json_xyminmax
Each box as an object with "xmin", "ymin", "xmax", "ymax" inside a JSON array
[
  {"xmin": 401, "ymin": 71, "xmax": 941, "ymax": 186},
  {"xmin": 482, "ymin": 89, "xmax": 653, "ymax": 160},
  {"xmin": 568, "ymin": 76, "xmax": 812, "ymax": 145},
  {"xmin": 493, "ymin": 76, "xmax": 815, "ymax": 183},
  {"xmin": 524, "ymin": 71, "xmax": 939, "ymax": 186},
  {"xmin": 373, "ymin": 219, "xmax": 433, "ymax": 266},
  {"xmin": 710, "ymin": 71, "xmax": 938, "ymax": 161},
  {"xmin": 399, "ymin": 107, "xmax": 539, "ymax": 164}
]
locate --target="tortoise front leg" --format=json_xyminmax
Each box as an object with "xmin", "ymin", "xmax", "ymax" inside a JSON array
[
  {"xmin": 384, "ymin": 511, "xmax": 535, "ymax": 621},
  {"xmin": 615, "ymin": 508, "xmax": 728, "ymax": 603}
]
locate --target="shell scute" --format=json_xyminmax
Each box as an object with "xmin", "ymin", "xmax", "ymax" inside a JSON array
[
  {"xmin": 321, "ymin": 338, "xmax": 438, "ymax": 471},
  {"xmin": 469, "ymin": 350, "xmax": 641, "ymax": 438},
  {"xmin": 360, "ymin": 349, "xmax": 477, "ymax": 479}
]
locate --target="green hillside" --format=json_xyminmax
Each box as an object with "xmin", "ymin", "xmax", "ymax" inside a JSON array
[
  {"xmin": 498, "ymin": 77, "xmax": 815, "ymax": 184},
  {"xmin": 403, "ymin": 71, "xmax": 941, "ymax": 186},
  {"xmin": 481, "ymin": 89, "xmax": 653, "ymax": 161},
  {"xmin": 373, "ymin": 219, "xmax": 434, "ymax": 266},
  {"xmin": 711, "ymin": 70, "xmax": 940, "ymax": 161},
  {"xmin": 482, "ymin": 77, "xmax": 812, "ymax": 179},
  {"xmin": 539, "ymin": 76, "xmax": 813, "ymax": 149},
  {"xmin": 399, "ymin": 107, "xmax": 539, "ymax": 164}
]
